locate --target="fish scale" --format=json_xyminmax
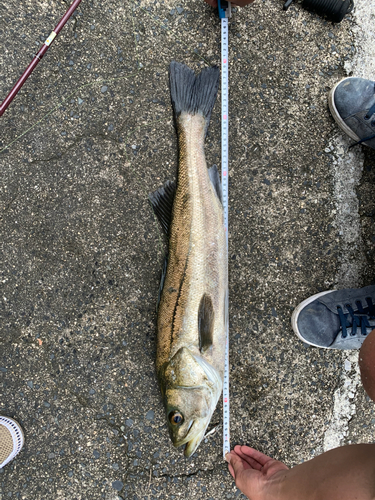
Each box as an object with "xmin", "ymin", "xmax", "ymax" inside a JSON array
[
  {"xmin": 150, "ymin": 62, "xmax": 227, "ymax": 457},
  {"xmin": 158, "ymin": 111, "xmax": 227, "ymax": 374}
]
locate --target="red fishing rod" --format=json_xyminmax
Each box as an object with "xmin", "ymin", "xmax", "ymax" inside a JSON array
[{"xmin": 0, "ymin": 0, "xmax": 82, "ymax": 117}]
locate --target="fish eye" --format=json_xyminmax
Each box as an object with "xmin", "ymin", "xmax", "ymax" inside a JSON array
[{"xmin": 169, "ymin": 411, "xmax": 184, "ymax": 426}]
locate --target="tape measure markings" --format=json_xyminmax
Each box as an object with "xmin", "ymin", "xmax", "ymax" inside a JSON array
[{"xmin": 221, "ymin": 14, "xmax": 230, "ymax": 460}]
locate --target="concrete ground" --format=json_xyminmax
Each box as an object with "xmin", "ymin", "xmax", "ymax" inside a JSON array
[{"xmin": 1, "ymin": 0, "xmax": 375, "ymax": 498}]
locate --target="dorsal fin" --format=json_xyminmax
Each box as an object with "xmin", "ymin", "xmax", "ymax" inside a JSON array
[
  {"xmin": 198, "ymin": 294, "xmax": 214, "ymax": 353},
  {"xmin": 149, "ymin": 180, "xmax": 176, "ymax": 235},
  {"xmin": 208, "ymin": 164, "xmax": 222, "ymax": 203}
]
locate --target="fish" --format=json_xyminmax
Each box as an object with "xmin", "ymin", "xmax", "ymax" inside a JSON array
[{"xmin": 150, "ymin": 61, "xmax": 228, "ymax": 457}]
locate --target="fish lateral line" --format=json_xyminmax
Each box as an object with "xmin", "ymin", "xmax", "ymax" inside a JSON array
[
  {"xmin": 169, "ymin": 385, "xmax": 208, "ymax": 390},
  {"xmin": 154, "ymin": 61, "xmax": 226, "ymax": 458}
]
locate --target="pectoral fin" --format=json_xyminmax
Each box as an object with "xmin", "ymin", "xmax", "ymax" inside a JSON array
[{"xmin": 198, "ymin": 294, "xmax": 214, "ymax": 353}]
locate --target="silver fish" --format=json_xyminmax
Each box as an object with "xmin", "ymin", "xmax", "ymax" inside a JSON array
[{"xmin": 150, "ymin": 61, "xmax": 227, "ymax": 457}]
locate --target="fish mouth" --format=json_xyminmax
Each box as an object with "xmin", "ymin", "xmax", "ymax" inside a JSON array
[
  {"xmin": 173, "ymin": 421, "xmax": 206, "ymax": 457},
  {"xmin": 184, "ymin": 432, "xmax": 205, "ymax": 458},
  {"xmin": 173, "ymin": 420, "xmax": 195, "ymax": 448}
]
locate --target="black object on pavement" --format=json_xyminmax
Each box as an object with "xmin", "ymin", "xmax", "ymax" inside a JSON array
[{"xmin": 283, "ymin": 0, "xmax": 354, "ymax": 23}]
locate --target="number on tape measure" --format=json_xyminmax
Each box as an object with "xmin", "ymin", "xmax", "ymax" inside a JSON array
[{"xmin": 221, "ymin": 16, "xmax": 230, "ymax": 460}]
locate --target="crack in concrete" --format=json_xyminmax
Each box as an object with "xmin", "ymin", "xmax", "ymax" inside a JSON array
[
  {"xmin": 25, "ymin": 130, "xmax": 135, "ymax": 166},
  {"xmin": 27, "ymin": 136, "xmax": 86, "ymax": 164}
]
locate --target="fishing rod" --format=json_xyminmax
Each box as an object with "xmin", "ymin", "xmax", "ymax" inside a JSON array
[
  {"xmin": 218, "ymin": 0, "xmax": 231, "ymax": 460},
  {"xmin": 0, "ymin": 0, "xmax": 83, "ymax": 117}
]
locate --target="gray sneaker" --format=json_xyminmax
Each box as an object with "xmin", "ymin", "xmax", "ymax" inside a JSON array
[
  {"xmin": 291, "ymin": 286, "xmax": 375, "ymax": 349},
  {"xmin": 328, "ymin": 77, "xmax": 375, "ymax": 149}
]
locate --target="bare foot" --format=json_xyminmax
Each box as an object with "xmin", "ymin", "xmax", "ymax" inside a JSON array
[{"xmin": 226, "ymin": 445, "xmax": 289, "ymax": 500}]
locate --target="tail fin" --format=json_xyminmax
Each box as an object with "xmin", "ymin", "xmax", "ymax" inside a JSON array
[{"xmin": 169, "ymin": 61, "xmax": 220, "ymax": 132}]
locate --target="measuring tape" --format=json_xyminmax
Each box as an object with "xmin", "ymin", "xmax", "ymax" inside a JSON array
[{"xmin": 218, "ymin": 0, "xmax": 231, "ymax": 460}]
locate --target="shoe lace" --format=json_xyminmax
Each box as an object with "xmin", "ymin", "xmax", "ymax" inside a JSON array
[
  {"xmin": 364, "ymin": 101, "xmax": 375, "ymax": 121},
  {"xmin": 337, "ymin": 297, "xmax": 375, "ymax": 338}
]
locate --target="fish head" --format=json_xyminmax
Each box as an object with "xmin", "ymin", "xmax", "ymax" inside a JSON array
[{"xmin": 160, "ymin": 346, "xmax": 222, "ymax": 457}]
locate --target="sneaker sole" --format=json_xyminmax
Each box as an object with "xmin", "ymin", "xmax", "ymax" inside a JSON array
[
  {"xmin": 328, "ymin": 78, "xmax": 364, "ymax": 144},
  {"xmin": 291, "ymin": 290, "xmax": 336, "ymax": 349},
  {"xmin": 0, "ymin": 416, "xmax": 25, "ymax": 469}
]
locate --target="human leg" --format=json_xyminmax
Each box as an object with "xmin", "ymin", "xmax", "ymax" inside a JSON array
[
  {"xmin": 359, "ymin": 327, "xmax": 375, "ymax": 402},
  {"xmin": 227, "ymin": 443, "xmax": 375, "ymax": 500}
]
